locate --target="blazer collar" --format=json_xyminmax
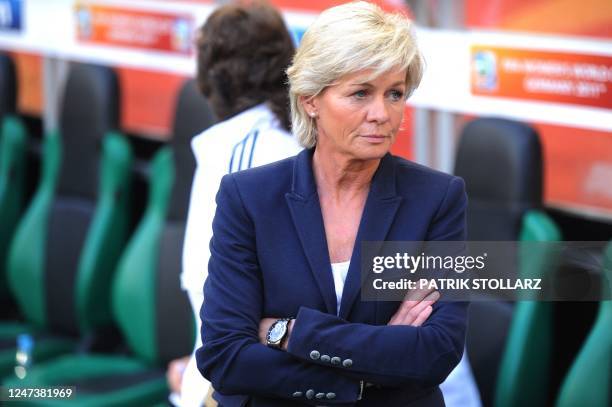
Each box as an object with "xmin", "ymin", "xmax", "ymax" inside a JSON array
[
  {"xmin": 290, "ymin": 148, "xmax": 398, "ymax": 199},
  {"xmin": 286, "ymin": 148, "xmax": 402, "ymax": 317}
]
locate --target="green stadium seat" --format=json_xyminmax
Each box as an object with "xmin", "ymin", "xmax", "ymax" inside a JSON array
[
  {"xmin": 0, "ymin": 63, "xmax": 131, "ymax": 377},
  {"xmin": 556, "ymin": 241, "xmax": 611, "ymax": 407},
  {"xmin": 494, "ymin": 210, "xmax": 562, "ymax": 407},
  {"xmin": 456, "ymin": 118, "xmax": 562, "ymax": 407},
  {"xmin": 3, "ymin": 149, "xmax": 191, "ymax": 406},
  {"xmin": 0, "ymin": 116, "xmax": 27, "ymax": 307},
  {"xmin": 1, "ymin": 79, "xmax": 214, "ymax": 405}
]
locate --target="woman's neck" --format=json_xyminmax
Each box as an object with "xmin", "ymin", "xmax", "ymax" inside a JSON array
[{"xmin": 312, "ymin": 148, "xmax": 379, "ymax": 202}]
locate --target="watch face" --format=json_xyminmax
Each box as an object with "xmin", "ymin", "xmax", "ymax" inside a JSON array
[{"xmin": 268, "ymin": 320, "xmax": 288, "ymax": 343}]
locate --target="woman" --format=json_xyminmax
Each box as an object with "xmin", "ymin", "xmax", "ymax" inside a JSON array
[
  {"xmin": 198, "ymin": 2, "xmax": 468, "ymax": 406},
  {"xmin": 176, "ymin": 3, "xmax": 301, "ymax": 406}
]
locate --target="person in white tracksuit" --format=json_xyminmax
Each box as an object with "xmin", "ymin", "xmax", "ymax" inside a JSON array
[{"xmin": 168, "ymin": 3, "xmax": 301, "ymax": 406}]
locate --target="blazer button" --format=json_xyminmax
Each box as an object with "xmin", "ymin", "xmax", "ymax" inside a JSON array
[
  {"xmin": 292, "ymin": 391, "xmax": 303, "ymax": 397},
  {"xmin": 320, "ymin": 355, "xmax": 330, "ymax": 363},
  {"xmin": 342, "ymin": 359, "xmax": 353, "ymax": 368},
  {"xmin": 331, "ymin": 356, "xmax": 341, "ymax": 365},
  {"xmin": 326, "ymin": 392, "xmax": 336, "ymax": 399},
  {"xmin": 316, "ymin": 392, "xmax": 325, "ymax": 399},
  {"xmin": 306, "ymin": 389, "xmax": 315, "ymax": 399},
  {"xmin": 309, "ymin": 350, "xmax": 320, "ymax": 360}
]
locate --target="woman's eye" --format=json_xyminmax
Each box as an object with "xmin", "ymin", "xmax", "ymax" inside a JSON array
[
  {"xmin": 353, "ymin": 90, "xmax": 368, "ymax": 99},
  {"xmin": 389, "ymin": 90, "xmax": 404, "ymax": 101}
]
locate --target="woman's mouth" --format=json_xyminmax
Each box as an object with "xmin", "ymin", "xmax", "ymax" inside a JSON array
[{"xmin": 360, "ymin": 134, "xmax": 388, "ymax": 143}]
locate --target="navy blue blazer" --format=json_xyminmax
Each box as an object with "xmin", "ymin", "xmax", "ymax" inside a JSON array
[{"xmin": 197, "ymin": 148, "xmax": 469, "ymax": 406}]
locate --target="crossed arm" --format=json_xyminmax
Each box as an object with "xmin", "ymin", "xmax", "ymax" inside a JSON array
[{"xmin": 259, "ymin": 286, "xmax": 440, "ymax": 350}]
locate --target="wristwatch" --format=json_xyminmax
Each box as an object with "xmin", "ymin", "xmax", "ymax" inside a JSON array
[{"xmin": 266, "ymin": 318, "xmax": 293, "ymax": 349}]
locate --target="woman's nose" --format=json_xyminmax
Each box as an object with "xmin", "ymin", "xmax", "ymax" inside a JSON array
[{"xmin": 366, "ymin": 96, "xmax": 390, "ymax": 124}]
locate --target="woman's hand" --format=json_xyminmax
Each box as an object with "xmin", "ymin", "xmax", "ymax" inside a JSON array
[
  {"xmin": 166, "ymin": 356, "xmax": 190, "ymax": 395},
  {"xmin": 388, "ymin": 284, "xmax": 440, "ymax": 327}
]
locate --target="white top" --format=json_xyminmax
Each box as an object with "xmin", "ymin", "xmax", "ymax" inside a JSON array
[
  {"xmin": 331, "ymin": 261, "xmax": 350, "ymax": 315},
  {"xmin": 440, "ymin": 350, "xmax": 483, "ymax": 407},
  {"xmin": 181, "ymin": 103, "xmax": 302, "ymax": 293}
]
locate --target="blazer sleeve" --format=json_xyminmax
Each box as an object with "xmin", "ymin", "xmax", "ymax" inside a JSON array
[
  {"xmin": 286, "ymin": 176, "xmax": 469, "ymax": 388},
  {"xmin": 196, "ymin": 174, "xmax": 362, "ymax": 404}
]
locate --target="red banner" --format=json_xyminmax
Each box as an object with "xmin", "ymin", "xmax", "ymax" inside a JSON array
[
  {"xmin": 471, "ymin": 46, "xmax": 612, "ymax": 110},
  {"xmin": 75, "ymin": 3, "xmax": 194, "ymax": 55}
]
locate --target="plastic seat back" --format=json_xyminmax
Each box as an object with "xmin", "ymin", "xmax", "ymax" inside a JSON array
[
  {"xmin": 0, "ymin": 54, "xmax": 22, "ymax": 303},
  {"xmin": 7, "ymin": 131, "xmax": 61, "ymax": 328},
  {"xmin": 455, "ymin": 118, "xmax": 542, "ymax": 241},
  {"xmin": 7, "ymin": 63, "xmax": 131, "ymax": 338},
  {"xmin": 495, "ymin": 210, "xmax": 562, "ymax": 407},
  {"xmin": 168, "ymin": 78, "xmax": 215, "ymax": 222},
  {"xmin": 0, "ymin": 117, "xmax": 27, "ymax": 302},
  {"xmin": 112, "ymin": 79, "xmax": 215, "ymax": 366},
  {"xmin": 456, "ymin": 118, "xmax": 557, "ymax": 406},
  {"xmin": 556, "ymin": 241, "xmax": 612, "ymax": 407},
  {"xmin": 112, "ymin": 148, "xmax": 176, "ymax": 365},
  {"xmin": 0, "ymin": 53, "xmax": 16, "ymax": 122}
]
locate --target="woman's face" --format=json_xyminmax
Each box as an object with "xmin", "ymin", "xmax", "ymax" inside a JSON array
[{"xmin": 305, "ymin": 68, "xmax": 407, "ymax": 162}]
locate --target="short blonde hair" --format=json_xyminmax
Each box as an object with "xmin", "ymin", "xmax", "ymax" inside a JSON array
[{"xmin": 287, "ymin": 1, "xmax": 424, "ymax": 148}]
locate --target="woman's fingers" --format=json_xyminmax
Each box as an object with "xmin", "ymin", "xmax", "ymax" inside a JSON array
[
  {"xmin": 389, "ymin": 282, "xmax": 436, "ymax": 323},
  {"xmin": 404, "ymin": 290, "xmax": 439, "ymax": 324},
  {"xmin": 403, "ymin": 280, "xmax": 436, "ymax": 302},
  {"xmin": 388, "ymin": 289, "xmax": 440, "ymax": 326},
  {"xmin": 411, "ymin": 305, "xmax": 433, "ymax": 327}
]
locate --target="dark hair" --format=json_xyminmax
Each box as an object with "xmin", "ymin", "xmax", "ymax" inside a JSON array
[{"xmin": 196, "ymin": 2, "xmax": 295, "ymax": 131}]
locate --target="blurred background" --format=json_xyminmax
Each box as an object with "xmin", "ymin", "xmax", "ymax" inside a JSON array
[{"xmin": 0, "ymin": 0, "xmax": 610, "ymax": 406}]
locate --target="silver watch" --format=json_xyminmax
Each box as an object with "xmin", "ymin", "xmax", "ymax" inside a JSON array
[{"xmin": 266, "ymin": 318, "xmax": 293, "ymax": 348}]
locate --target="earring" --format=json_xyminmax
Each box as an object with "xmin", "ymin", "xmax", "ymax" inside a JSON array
[{"xmin": 310, "ymin": 112, "xmax": 317, "ymax": 118}]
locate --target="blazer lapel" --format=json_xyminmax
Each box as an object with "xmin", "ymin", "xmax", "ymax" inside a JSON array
[
  {"xmin": 339, "ymin": 154, "xmax": 402, "ymax": 319},
  {"xmin": 285, "ymin": 149, "xmax": 337, "ymax": 314}
]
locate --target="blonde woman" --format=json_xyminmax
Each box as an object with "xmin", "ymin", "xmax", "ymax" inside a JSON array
[{"xmin": 198, "ymin": 3, "xmax": 468, "ymax": 406}]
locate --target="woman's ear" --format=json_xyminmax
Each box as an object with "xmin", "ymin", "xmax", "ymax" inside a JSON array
[{"xmin": 299, "ymin": 95, "xmax": 318, "ymax": 118}]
